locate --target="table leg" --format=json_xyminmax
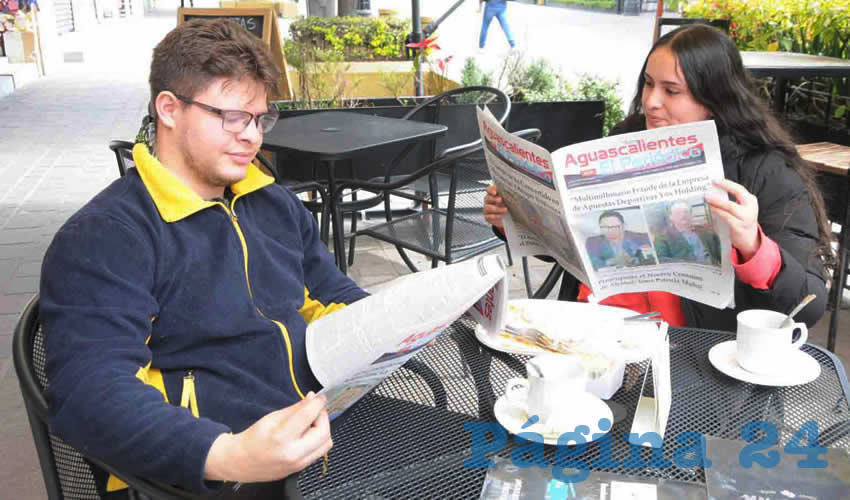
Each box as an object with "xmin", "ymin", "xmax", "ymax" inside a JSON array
[
  {"xmin": 774, "ymin": 77, "xmax": 788, "ymax": 115},
  {"xmin": 327, "ymin": 159, "xmax": 348, "ymax": 274},
  {"xmin": 828, "ymin": 181, "xmax": 850, "ymax": 352}
]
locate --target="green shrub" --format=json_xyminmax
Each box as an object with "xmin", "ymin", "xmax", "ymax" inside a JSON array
[
  {"xmin": 682, "ymin": 0, "xmax": 850, "ymax": 59},
  {"xmin": 460, "ymin": 58, "xmax": 493, "ymax": 87},
  {"xmin": 289, "ymin": 16, "xmax": 410, "ymax": 61},
  {"xmin": 283, "ymin": 39, "xmax": 357, "ymax": 109},
  {"xmin": 563, "ymin": 74, "xmax": 625, "ymax": 137},
  {"xmin": 500, "ymin": 55, "xmax": 624, "ymax": 137},
  {"xmin": 511, "ymin": 59, "xmax": 563, "ymax": 99}
]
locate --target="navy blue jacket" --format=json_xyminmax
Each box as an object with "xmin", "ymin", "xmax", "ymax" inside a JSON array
[{"xmin": 40, "ymin": 144, "xmax": 367, "ymax": 493}]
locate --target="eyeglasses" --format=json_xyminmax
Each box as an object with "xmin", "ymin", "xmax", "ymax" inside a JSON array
[{"xmin": 174, "ymin": 94, "xmax": 279, "ymax": 134}]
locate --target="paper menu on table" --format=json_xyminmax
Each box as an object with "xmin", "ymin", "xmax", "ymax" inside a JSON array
[
  {"xmin": 610, "ymin": 481, "xmax": 658, "ymax": 499},
  {"xmin": 479, "ymin": 456, "xmax": 705, "ymax": 499},
  {"xmin": 629, "ymin": 323, "xmax": 671, "ymax": 446}
]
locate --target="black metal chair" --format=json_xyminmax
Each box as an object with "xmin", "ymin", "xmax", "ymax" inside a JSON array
[
  {"xmin": 253, "ymin": 151, "xmax": 331, "ymax": 243},
  {"xmin": 654, "ymin": 16, "xmax": 730, "ymax": 42},
  {"xmin": 109, "ymin": 140, "xmax": 136, "ymax": 177},
  {"xmin": 521, "ymin": 258, "xmax": 581, "ymax": 300},
  {"xmin": 13, "ymin": 295, "xmax": 196, "ymax": 500},
  {"xmin": 335, "ymin": 128, "xmax": 538, "ymax": 273},
  {"xmin": 342, "ymin": 86, "xmax": 512, "ymax": 272},
  {"xmin": 817, "ymin": 167, "xmax": 850, "ymax": 352}
]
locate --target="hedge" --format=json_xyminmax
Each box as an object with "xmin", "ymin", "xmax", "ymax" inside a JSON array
[
  {"xmin": 288, "ymin": 16, "xmax": 410, "ymax": 61},
  {"xmin": 682, "ymin": 0, "xmax": 849, "ymax": 59}
]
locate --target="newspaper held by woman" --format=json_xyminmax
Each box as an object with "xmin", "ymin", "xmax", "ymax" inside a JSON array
[{"xmin": 477, "ymin": 107, "xmax": 734, "ymax": 309}]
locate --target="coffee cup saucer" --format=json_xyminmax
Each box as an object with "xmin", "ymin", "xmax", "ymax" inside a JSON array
[
  {"xmin": 494, "ymin": 384, "xmax": 613, "ymax": 446},
  {"xmin": 707, "ymin": 340, "xmax": 821, "ymax": 387}
]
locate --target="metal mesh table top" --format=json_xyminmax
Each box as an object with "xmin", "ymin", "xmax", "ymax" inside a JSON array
[{"xmin": 292, "ymin": 319, "xmax": 850, "ymax": 499}]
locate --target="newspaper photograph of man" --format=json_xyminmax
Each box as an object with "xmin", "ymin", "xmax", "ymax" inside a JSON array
[
  {"xmin": 582, "ymin": 207, "xmax": 656, "ymax": 271},
  {"xmin": 649, "ymin": 198, "xmax": 721, "ymax": 266}
]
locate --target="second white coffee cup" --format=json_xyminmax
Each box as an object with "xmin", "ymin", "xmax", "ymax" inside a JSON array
[
  {"xmin": 736, "ymin": 309, "xmax": 807, "ymax": 374},
  {"xmin": 505, "ymin": 353, "xmax": 587, "ymax": 428}
]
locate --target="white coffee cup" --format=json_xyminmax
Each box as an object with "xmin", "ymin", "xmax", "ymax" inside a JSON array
[
  {"xmin": 736, "ymin": 309, "xmax": 808, "ymax": 374},
  {"xmin": 505, "ymin": 353, "xmax": 587, "ymax": 429}
]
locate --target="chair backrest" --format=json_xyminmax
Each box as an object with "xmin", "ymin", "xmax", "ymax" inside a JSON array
[
  {"xmin": 402, "ymin": 86, "xmax": 511, "ymax": 162},
  {"xmin": 13, "ymin": 296, "xmax": 194, "ymax": 500},
  {"xmin": 444, "ymin": 127, "xmax": 542, "ymax": 230},
  {"xmin": 13, "ymin": 295, "xmax": 102, "ymax": 499},
  {"xmin": 109, "ymin": 140, "xmax": 136, "ymax": 178},
  {"xmin": 655, "ymin": 17, "xmax": 731, "ymax": 42}
]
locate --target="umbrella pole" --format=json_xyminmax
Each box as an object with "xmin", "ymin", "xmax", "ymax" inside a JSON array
[
  {"xmin": 411, "ymin": 0, "xmax": 424, "ymax": 96},
  {"xmin": 652, "ymin": 0, "xmax": 664, "ymax": 43}
]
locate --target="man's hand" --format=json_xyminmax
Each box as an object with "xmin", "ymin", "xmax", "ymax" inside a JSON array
[
  {"xmin": 204, "ymin": 392, "xmax": 332, "ymax": 483},
  {"xmin": 483, "ymin": 184, "xmax": 508, "ymax": 230}
]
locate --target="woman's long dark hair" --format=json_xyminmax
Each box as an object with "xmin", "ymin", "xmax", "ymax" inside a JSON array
[{"xmin": 623, "ymin": 24, "xmax": 834, "ymax": 269}]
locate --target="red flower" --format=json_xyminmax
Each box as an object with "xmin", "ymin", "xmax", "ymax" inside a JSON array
[
  {"xmin": 406, "ymin": 35, "xmax": 441, "ymax": 51},
  {"xmin": 436, "ymin": 55, "xmax": 454, "ymax": 73}
]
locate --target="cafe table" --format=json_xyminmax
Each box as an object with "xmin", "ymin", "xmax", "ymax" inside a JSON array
[
  {"xmin": 284, "ymin": 318, "xmax": 850, "ymax": 499},
  {"xmin": 797, "ymin": 142, "xmax": 850, "ymax": 353},
  {"xmin": 262, "ymin": 111, "xmax": 448, "ymax": 274},
  {"xmin": 741, "ymin": 51, "xmax": 850, "ymax": 114}
]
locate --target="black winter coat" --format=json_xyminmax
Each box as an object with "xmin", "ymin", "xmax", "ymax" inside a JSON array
[{"xmin": 681, "ymin": 133, "xmax": 827, "ymax": 330}]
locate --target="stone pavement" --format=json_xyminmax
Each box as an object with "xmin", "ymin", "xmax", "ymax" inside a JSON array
[{"xmin": 0, "ymin": 5, "xmax": 848, "ymax": 498}]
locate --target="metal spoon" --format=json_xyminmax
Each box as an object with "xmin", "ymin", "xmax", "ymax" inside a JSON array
[
  {"xmin": 526, "ymin": 357, "xmax": 544, "ymax": 378},
  {"xmin": 780, "ymin": 294, "xmax": 816, "ymax": 328}
]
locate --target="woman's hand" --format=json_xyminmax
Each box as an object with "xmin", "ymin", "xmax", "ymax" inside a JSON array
[
  {"xmin": 483, "ymin": 184, "xmax": 508, "ymax": 230},
  {"xmin": 704, "ymin": 179, "xmax": 760, "ymax": 261}
]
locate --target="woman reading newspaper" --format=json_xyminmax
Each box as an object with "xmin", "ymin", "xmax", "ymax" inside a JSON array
[{"xmin": 483, "ymin": 25, "xmax": 832, "ymax": 331}]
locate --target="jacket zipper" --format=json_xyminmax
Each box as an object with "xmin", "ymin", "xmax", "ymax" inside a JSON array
[
  {"xmin": 217, "ymin": 200, "xmax": 306, "ymax": 400},
  {"xmin": 181, "ymin": 370, "xmax": 199, "ymax": 418}
]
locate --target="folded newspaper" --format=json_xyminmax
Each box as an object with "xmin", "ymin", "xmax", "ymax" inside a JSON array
[
  {"xmin": 307, "ymin": 255, "xmax": 509, "ymax": 419},
  {"xmin": 477, "ymin": 107, "xmax": 734, "ymax": 309}
]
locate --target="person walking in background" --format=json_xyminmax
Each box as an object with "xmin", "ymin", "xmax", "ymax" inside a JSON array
[{"xmin": 479, "ymin": 0, "xmax": 516, "ymax": 50}]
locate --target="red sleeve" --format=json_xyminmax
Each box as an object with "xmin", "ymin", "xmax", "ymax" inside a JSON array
[
  {"xmin": 577, "ymin": 285, "xmax": 686, "ymax": 327},
  {"xmin": 731, "ymin": 225, "xmax": 782, "ymax": 290}
]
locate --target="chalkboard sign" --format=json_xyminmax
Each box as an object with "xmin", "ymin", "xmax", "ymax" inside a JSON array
[
  {"xmin": 177, "ymin": 8, "xmax": 292, "ymax": 99},
  {"xmin": 178, "ymin": 8, "xmax": 272, "ymax": 45},
  {"xmin": 185, "ymin": 14, "xmax": 264, "ymax": 38}
]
